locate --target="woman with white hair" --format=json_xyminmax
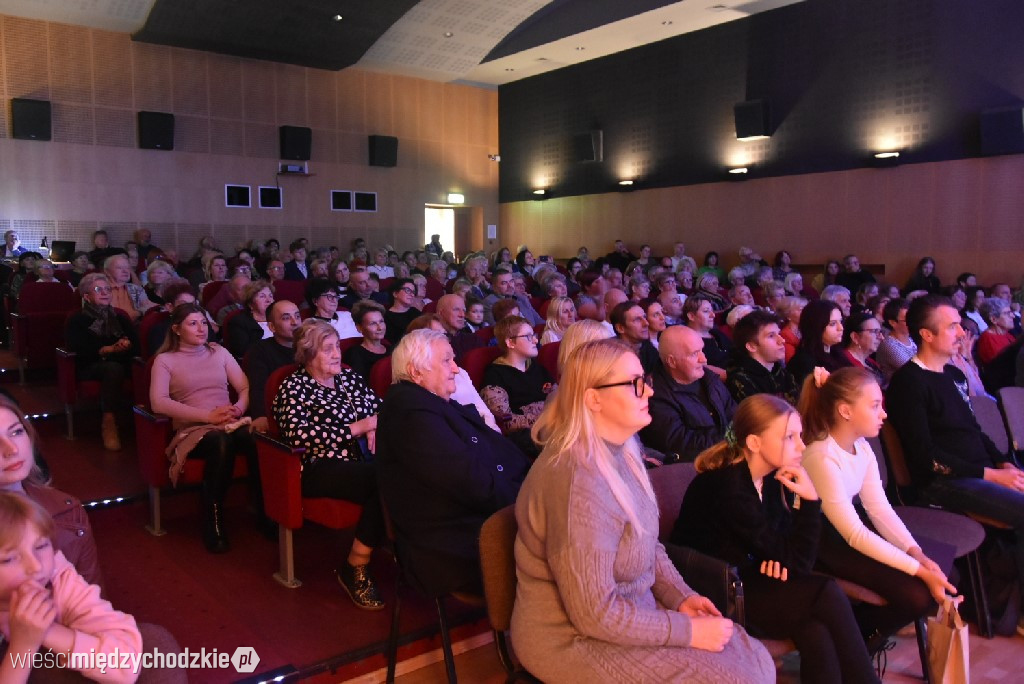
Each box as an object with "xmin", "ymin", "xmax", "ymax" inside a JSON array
[
  {"xmin": 272, "ymin": 319, "xmax": 385, "ymax": 610},
  {"xmin": 375, "ymin": 329, "xmax": 529, "ymax": 597},
  {"xmin": 510, "ymin": 338, "xmax": 773, "ymax": 683}
]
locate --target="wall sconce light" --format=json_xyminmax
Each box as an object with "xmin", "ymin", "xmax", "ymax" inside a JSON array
[
  {"xmin": 618, "ymin": 179, "xmax": 634, "ymax": 186},
  {"xmin": 447, "ymin": 193, "xmax": 465, "ymax": 204},
  {"xmin": 532, "ymin": 188, "xmax": 548, "ymax": 200},
  {"xmin": 533, "ymin": 188, "xmax": 546, "ymax": 195},
  {"xmin": 728, "ymin": 167, "xmax": 749, "ymax": 174}
]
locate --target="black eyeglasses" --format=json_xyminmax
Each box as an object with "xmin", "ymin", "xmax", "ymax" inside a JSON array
[
  {"xmin": 509, "ymin": 332, "xmax": 538, "ymax": 341},
  {"xmin": 594, "ymin": 374, "xmax": 652, "ymax": 398},
  {"xmin": 399, "ymin": 287, "xmax": 416, "ymax": 295}
]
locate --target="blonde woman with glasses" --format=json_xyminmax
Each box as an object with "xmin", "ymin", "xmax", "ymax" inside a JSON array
[{"xmin": 510, "ymin": 338, "xmax": 772, "ymax": 683}]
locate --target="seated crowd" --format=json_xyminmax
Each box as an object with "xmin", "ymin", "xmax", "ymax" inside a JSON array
[{"xmin": 4, "ymin": 227, "xmax": 1024, "ymax": 682}]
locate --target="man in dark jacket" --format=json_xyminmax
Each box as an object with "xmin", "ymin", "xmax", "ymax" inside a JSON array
[
  {"xmin": 726, "ymin": 309, "xmax": 799, "ymax": 405},
  {"xmin": 639, "ymin": 326, "xmax": 735, "ymax": 462},
  {"xmin": 376, "ymin": 329, "xmax": 529, "ymax": 597},
  {"xmin": 245, "ymin": 300, "xmax": 302, "ymax": 433}
]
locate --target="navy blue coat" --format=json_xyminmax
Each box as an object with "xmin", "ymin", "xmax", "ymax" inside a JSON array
[{"xmin": 376, "ymin": 380, "xmax": 529, "ymax": 596}]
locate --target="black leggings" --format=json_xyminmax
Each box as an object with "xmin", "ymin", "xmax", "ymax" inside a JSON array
[
  {"xmin": 815, "ymin": 518, "xmax": 933, "ymax": 639},
  {"xmin": 189, "ymin": 429, "xmax": 260, "ymax": 509},
  {"xmin": 79, "ymin": 360, "xmax": 128, "ymax": 412},
  {"xmin": 300, "ymin": 458, "xmax": 384, "ymax": 548},
  {"xmin": 744, "ymin": 572, "xmax": 879, "ymax": 684}
]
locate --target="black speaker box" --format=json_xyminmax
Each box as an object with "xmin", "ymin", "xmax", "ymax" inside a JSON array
[
  {"xmin": 11, "ymin": 98, "xmax": 52, "ymax": 141},
  {"xmin": 137, "ymin": 111, "xmax": 174, "ymax": 150},
  {"xmin": 572, "ymin": 130, "xmax": 603, "ymax": 163},
  {"xmin": 279, "ymin": 126, "xmax": 312, "ymax": 161},
  {"xmin": 734, "ymin": 99, "xmax": 771, "ymax": 139},
  {"xmin": 368, "ymin": 135, "xmax": 398, "ymax": 167},
  {"xmin": 980, "ymin": 107, "xmax": 1024, "ymax": 156}
]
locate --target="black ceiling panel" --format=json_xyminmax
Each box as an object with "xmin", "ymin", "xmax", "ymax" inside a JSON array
[{"xmin": 133, "ymin": 0, "xmax": 420, "ymax": 71}]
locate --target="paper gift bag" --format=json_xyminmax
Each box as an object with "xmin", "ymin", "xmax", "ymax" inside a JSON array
[{"xmin": 927, "ymin": 597, "xmax": 970, "ymax": 684}]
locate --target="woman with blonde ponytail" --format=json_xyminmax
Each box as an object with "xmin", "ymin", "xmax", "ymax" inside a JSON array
[
  {"xmin": 799, "ymin": 367, "xmax": 956, "ymax": 651},
  {"xmin": 673, "ymin": 394, "xmax": 880, "ymax": 684},
  {"xmin": 510, "ymin": 339, "xmax": 772, "ymax": 684}
]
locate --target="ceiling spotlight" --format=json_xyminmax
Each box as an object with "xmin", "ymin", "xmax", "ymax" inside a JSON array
[
  {"xmin": 332, "ymin": 14, "xmax": 343, "ymax": 21},
  {"xmin": 447, "ymin": 193, "xmax": 465, "ymax": 204},
  {"xmin": 575, "ymin": 46, "xmax": 586, "ymax": 51},
  {"xmin": 443, "ymin": 31, "xmax": 454, "ymax": 38},
  {"xmin": 874, "ymin": 151, "xmax": 900, "ymax": 159},
  {"xmin": 728, "ymin": 167, "xmax": 749, "ymax": 174},
  {"xmin": 533, "ymin": 189, "xmax": 546, "ymax": 195},
  {"xmin": 618, "ymin": 180, "xmax": 634, "ymax": 186},
  {"xmin": 662, "ymin": 20, "xmax": 673, "ymax": 25},
  {"xmin": 504, "ymin": 68, "xmax": 515, "ymax": 72}
]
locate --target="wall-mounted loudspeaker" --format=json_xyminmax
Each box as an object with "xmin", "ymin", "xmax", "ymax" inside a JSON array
[
  {"xmin": 11, "ymin": 98, "xmax": 52, "ymax": 141},
  {"xmin": 368, "ymin": 135, "xmax": 398, "ymax": 167},
  {"xmin": 138, "ymin": 111, "xmax": 174, "ymax": 150},
  {"xmin": 734, "ymin": 100, "xmax": 771, "ymax": 140},
  {"xmin": 572, "ymin": 130, "xmax": 603, "ymax": 162},
  {"xmin": 980, "ymin": 107, "xmax": 1024, "ymax": 156},
  {"xmin": 279, "ymin": 126, "xmax": 312, "ymax": 161}
]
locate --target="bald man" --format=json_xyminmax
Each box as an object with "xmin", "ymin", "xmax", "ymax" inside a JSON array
[
  {"xmin": 601, "ymin": 288, "xmax": 628, "ymax": 335},
  {"xmin": 436, "ymin": 293, "xmax": 483, "ymax": 363},
  {"xmin": 638, "ymin": 326, "xmax": 736, "ymax": 463}
]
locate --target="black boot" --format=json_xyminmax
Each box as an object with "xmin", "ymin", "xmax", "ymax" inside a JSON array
[
  {"xmin": 202, "ymin": 501, "xmax": 230, "ymax": 553},
  {"xmin": 336, "ymin": 563, "xmax": 385, "ymax": 610}
]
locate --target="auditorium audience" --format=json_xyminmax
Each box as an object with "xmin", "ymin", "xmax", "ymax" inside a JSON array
[
  {"xmin": 887, "ymin": 294, "xmax": 1024, "ymax": 633},
  {"xmin": 540, "ymin": 296, "xmax": 576, "ymax": 344},
  {"xmin": 283, "ymin": 240, "xmax": 308, "ymax": 281},
  {"xmin": 658, "ymin": 288, "xmax": 685, "ymax": 326},
  {"xmin": 903, "ymin": 256, "xmax": 941, "ymax": 296},
  {"xmin": 65, "ymin": 273, "xmax": 138, "ymax": 451},
  {"xmin": 683, "ymin": 294, "xmax": 732, "ymax": 379},
  {"xmin": 800, "ymin": 367, "xmax": 955, "ymax": 650},
  {"xmin": 308, "ymin": 278, "xmax": 358, "ymax": 340},
  {"xmin": 610, "ymin": 301, "xmax": 661, "ymax": 374},
  {"xmin": 382, "ymin": 278, "xmax": 421, "ymax": 347},
  {"xmin": 963, "ymin": 286, "xmax": 988, "ymax": 333},
  {"xmin": 820, "ymin": 284, "xmax": 852, "ymax": 318},
  {"xmin": 436, "ymin": 293, "xmax": 483, "ymax": 362},
  {"xmin": 673, "ymin": 394, "xmax": 879, "ymax": 683},
  {"xmin": 104, "ymin": 253, "xmax": 156, "ymax": 322},
  {"xmin": 836, "ymin": 254, "xmax": 876, "ymax": 294},
  {"xmin": 784, "ymin": 272, "xmax": 817, "ymax": 300},
  {"xmin": 143, "ymin": 259, "xmax": 176, "ymax": 304},
  {"xmin": 839, "ymin": 311, "xmax": 886, "ymax": 387},
  {"xmin": 68, "ymin": 250, "xmax": 93, "ymax": 287},
  {"xmin": 697, "ymin": 250, "xmax": 724, "ymax": 281},
  {"xmin": 725, "ymin": 309, "xmax": 798, "ymax": 405},
  {"xmin": 481, "ymin": 316, "xmax": 556, "ymax": 455},
  {"xmin": 695, "ymin": 272, "xmax": 727, "ymax": 311},
  {"xmin": 340, "ymin": 266, "xmax": 389, "ymax": 310},
  {"xmin": 197, "ymin": 253, "xmax": 229, "ymax": 296},
  {"xmin": 787, "ymin": 299, "xmax": 849, "ymax": 389},
  {"xmin": 245, "ymin": 300, "xmax": 302, "ymax": 433},
  {"xmin": 511, "ymin": 337, "xmax": 772, "ymax": 683},
  {"xmin": 977, "ymin": 298, "xmax": 1017, "ymax": 366},
  {"xmin": 642, "ymin": 298, "xmax": 667, "ymax": 349},
  {"xmin": 225, "ymin": 279, "xmax": 274, "ymax": 359},
  {"xmin": 640, "ymin": 326, "xmax": 736, "ymax": 463},
  {"xmin": 811, "ymin": 259, "xmax": 841, "ymax": 294},
  {"xmin": 376, "ymin": 329, "xmax": 529, "ymax": 597},
  {"xmin": 150, "ymin": 303, "xmax": 260, "ymax": 554},
  {"xmin": 342, "ymin": 301, "xmax": 390, "ymax": 381},
  {"xmin": 272, "ymin": 319, "xmax": 385, "ymax": 609},
  {"xmin": 776, "ymin": 296, "xmax": 807, "ymax": 363},
  {"xmin": 208, "ymin": 273, "xmax": 250, "ymax": 324},
  {"xmin": 773, "ymin": 250, "xmax": 794, "ymax": 281},
  {"xmin": 875, "ymin": 298, "xmax": 916, "ymax": 383}
]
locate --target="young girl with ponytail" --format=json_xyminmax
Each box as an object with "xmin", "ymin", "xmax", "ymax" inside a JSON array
[
  {"xmin": 672, "ymin": 393, "xmax": 879, "ymax": 684},
  {"xmin": 799, "ymin": 366, "xmax": 956, "ymax": 647}
]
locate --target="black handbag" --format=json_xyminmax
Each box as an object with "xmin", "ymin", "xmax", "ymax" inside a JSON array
[{"xmin": 663, "ymin": 542, "xmax": 745, "ymax": 625}]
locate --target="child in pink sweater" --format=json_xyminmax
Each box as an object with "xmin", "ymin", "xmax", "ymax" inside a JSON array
[{"xmin": 0, "ymin": 493, "xmax": 142, "ymax": 684}]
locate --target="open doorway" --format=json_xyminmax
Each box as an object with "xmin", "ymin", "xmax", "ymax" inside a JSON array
[{"xmin": 424, "ymin": 205, "xmax": 454, "ymax": 258}]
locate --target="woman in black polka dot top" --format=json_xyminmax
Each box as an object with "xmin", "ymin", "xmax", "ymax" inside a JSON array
[{"xmin": 272, "ymin": 319, "xmax": 385, "ymax": 610}]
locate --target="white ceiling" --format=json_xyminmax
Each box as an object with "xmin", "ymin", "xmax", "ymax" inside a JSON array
[
  {"xmin": 0, "ymin": 0, "xmax": 804, "ymax": 86},
  {"xmin": 0, "ymin": 0, "xmax": 155, "ymax": 33}
]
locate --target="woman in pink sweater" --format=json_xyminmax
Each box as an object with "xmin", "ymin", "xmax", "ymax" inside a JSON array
[
  {"xmin": 150, "ymin": 303, "xmax": 261, "ymax": 554},
  {"xmin": 0, "ymin": 493, "xmax": 142, "ymax": 684}
]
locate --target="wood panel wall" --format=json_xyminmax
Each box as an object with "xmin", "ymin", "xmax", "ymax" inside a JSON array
[
  {"xmin": 499, "ymin": 154, "xmax": 1024, "ymax": 288},
  {"xmin": 0, "ymin": 15, "xmax": 499, "ymax": 257}
]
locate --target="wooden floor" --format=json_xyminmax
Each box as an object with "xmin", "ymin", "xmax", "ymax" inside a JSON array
[{"xmin": 343, "ymin": 623, "xmax": 1024, "ymax": 683}]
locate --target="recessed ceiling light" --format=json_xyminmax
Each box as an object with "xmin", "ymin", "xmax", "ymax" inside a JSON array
[
  {"xmin": 662, "ymin": 20, "xmax": 673, "ymax": 25},
  {"xmin": 504, "ymin": 68, "xmax": 515, "ymax": 72},
  {"xmin": 575, "ymin": 46, "xmax": 586, "ymax": 51},
  {"xmin": 728, "ymin": 167, "xmax": 749, "ymax": 174},
  {"xmin": 874, "ymin": 151, "xmax": 900, "ymax": 159},
  {"xmin": 332, "ymin": 14, "xmax": 343, "ymax": 21},
  {"xmin": 618, "ymin": 180, "xmax": 634, "ymax": 186},
  {"xmin": 444, "ymin": 31, "xmax": 454, "ymax": 38},
  {"xmin": 533, "ymin": 189, "xmax": 546, "ymax": 195}
]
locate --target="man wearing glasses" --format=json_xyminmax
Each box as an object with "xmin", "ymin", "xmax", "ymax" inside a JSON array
[{"xmin": 639, "ymin": 326, "xmax": 736, "ymax": 464}]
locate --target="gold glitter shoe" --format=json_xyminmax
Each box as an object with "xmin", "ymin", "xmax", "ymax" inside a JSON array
[{"xmin": 336, "ymin": 563, "xmax": 385, "ymax": 611}]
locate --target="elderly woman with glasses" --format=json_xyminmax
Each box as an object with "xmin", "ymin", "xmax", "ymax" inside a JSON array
[
  {"xmin": 308, "ymin": 278, "xmax": 358, "ymax": 339},
  {"xmin": 839, "ymin": 311, "xmax": 886, "ymax": 388},
  {"xmin": 65, "ymin": 272, "xmax": 139, "ymax": 451},
  {"xmin": 384, "ymin": 277, "xmax": 421, "ymax": 346},
  {"xmin": 481, "ymin": 316, "xmax": 557, "ymax": 456},
  {"xmin": 977, "ymin": 298, "xmax": 1017, "ymax": 366},
  {"xmin": 272, "ymin": 319, "xmax": 386, "ymax": 609}
]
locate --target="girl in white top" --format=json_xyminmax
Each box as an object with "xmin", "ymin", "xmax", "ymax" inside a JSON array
[{"xmin": 799, "ymin": 366, "xmax": 957, "ymax": 646}]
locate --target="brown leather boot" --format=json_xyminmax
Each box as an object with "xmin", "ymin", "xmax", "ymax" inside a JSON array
[{"xmin": 101, "ymin": 412, "xmax": 121, "ymax": 451}]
